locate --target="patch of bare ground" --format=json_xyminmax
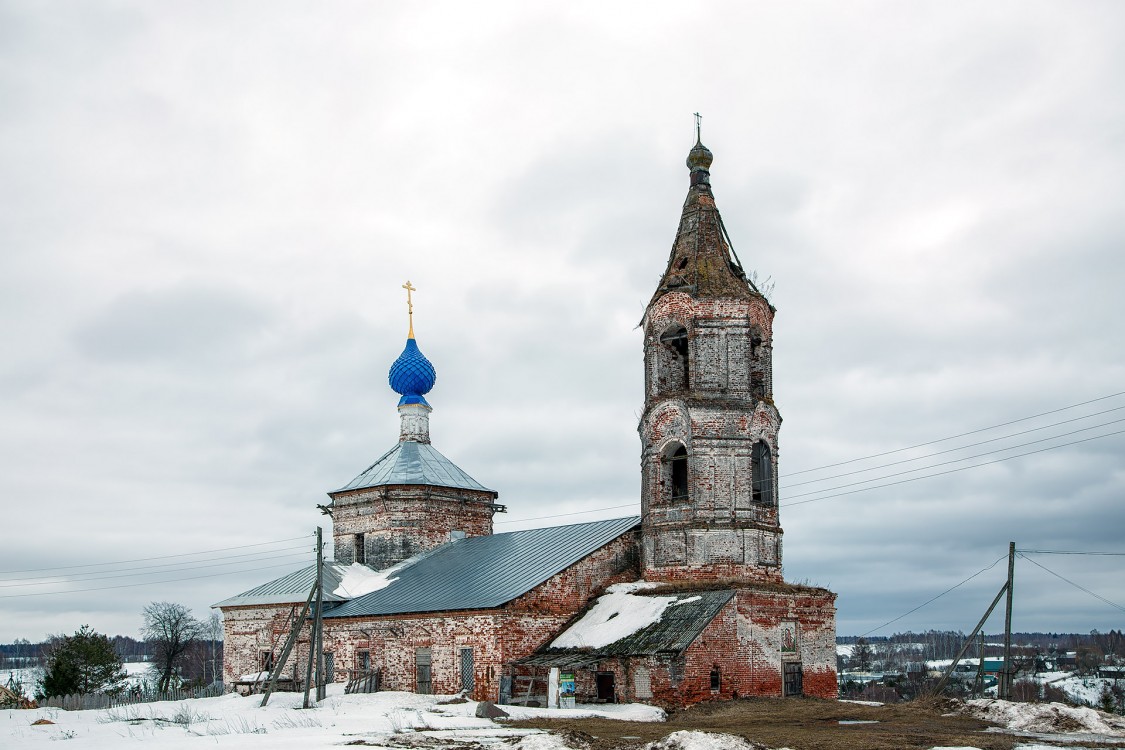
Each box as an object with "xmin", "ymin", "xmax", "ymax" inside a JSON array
[{"xmin": 510, "ymin": 697, "xmax": 1031, "ymax": 750}]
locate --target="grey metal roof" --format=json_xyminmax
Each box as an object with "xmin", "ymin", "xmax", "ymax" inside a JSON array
[
  {"xmin": 212, "ymin": 562, "xmax": 354, "ymax": 608},
  {"xmin": 525, "ymin": 589, "xmax": 734, "ymax": 663},
  {"xmin": 334, "ymin": 441, "xmax": 494, "ymax": 494},
  {"xmin": 325, "ymin": 516, "xmax": 641, "ymax": 618}
]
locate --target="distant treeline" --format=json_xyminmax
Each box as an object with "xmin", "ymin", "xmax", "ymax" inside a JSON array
[
  {"xmin": 1, "ymin": 636, "xmax": 222, "ymax": 669},
  {"xmin": 837, "ymin": 630, "xmax": 1125, "ymax": 661}
]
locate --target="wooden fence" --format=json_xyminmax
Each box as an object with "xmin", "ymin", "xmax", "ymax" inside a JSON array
[{"xmin": 38, "ymin": 684, "xmax": 225, "ymax": 711}]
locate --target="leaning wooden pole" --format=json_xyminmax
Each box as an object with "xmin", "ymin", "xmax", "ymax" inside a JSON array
[
  {"xmin": 932, "ymin": 581, "xmax": 1009, "ymax": 697},
  {"xmin": 261, "ymin": 581, "xmax": 316, "ymax": 707}
]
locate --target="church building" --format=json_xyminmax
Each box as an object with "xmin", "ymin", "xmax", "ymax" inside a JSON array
[{"xmin": 216, "ymin": 133, "xmax": 837, "ymax": 707}]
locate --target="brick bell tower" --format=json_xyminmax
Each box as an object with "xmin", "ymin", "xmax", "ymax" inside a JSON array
[{"xmin": 640, "ymin": 128, "xmax": 783, "ymax": 583}]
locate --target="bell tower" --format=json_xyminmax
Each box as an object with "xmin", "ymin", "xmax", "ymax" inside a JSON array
[{"xmin": 640, "ymin": 130, "xmax": 782, "ymax": 583}]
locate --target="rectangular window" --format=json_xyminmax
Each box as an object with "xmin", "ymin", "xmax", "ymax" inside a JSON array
[
  {"xmin": 357, "ymin": 650, "xmax": 371, "ymax": 674},
  {"xmin": 259, "ymin": 650, "xmax": 274, "ymax": 673},
  {"xmin": 710, "ymin": 667, "xmax": 721, "ymax": 692},
  {"xmin": 354, "ymin": 534, "xmax": 366, "ymax": 564},
  {"xmin": 459, "ymin": 648, "xmax": 474, "ymax": 693},
  {"xmin": 415, "ymin": 648, "xmax": 432, "ymax": 695},
  {"xmin": 324, "ymin": 652, "xmax": 335, "ymax": 683}
]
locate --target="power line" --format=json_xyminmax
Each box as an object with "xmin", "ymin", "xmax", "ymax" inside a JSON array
[
  {"xmin": 1018, "ymin": 553, "xmax": 1125, "ymax": 615},
  {"xmin": 0, "ymin": 544, "xmax": 313, "ymax": 584},
  {"xmin": 1019, "ymin": 550, "xmax": 1125, "ymax": 557},
  {"xmin": 780, "ymin": 407, "xmax": 1125, "ymax": 490},
  {"xmin": 860, "ymin": 554, "xmax": 1009, "ymax": 637},
  {"xmin": 0, "ymin": 550, "xmax": 313, "ymax": 589},
  {"xmin": 781, "ymin": 421, "xmax": 1125, "ymax": 502},
  {"xmin": 785, "ymin": 390, "xmax": 1125, "ymax": 477},
  {"xmin": 495, "ymin": 503, "xmax": 637, "ymax": 525},
  {"xmin": 0, "ymin": 535, "xmax": 312, "ymax": 575},
  {"xmin": 781, "ymin": 427, "xmax": 1125, "ymax": 507},
  {"xmin": 0, "ymin": 561, "xmax": 313, "ymax": 599}
]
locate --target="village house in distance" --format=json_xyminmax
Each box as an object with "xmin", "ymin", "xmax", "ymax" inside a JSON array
[{"xmin": 216, "ymin": 131, "xmax": 838, "ymax": 707}]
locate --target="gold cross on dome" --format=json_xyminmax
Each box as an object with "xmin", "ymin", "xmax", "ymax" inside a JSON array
[{"xmin": 402, "ymin": 280, "xmax": 416, "ymax": 338}]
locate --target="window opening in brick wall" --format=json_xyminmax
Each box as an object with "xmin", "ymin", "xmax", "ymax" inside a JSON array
[
  {"xmin": 710, "ymin": 666, "xmax": 721, "ymax": 692},
  {"xmin": 415, "ymin": 648, "xmax": 432, "ymax": 695},
  {"xmin": 751, "ymin": 440, "xmax": 774, "ymax": 506},
  {"xmin": 633, "ymin": 667, "xmax": 652, "ymax": 699},
  {"xmin": 354, "ymin": 534, "xmax": 366, "ymax": 564},
  {"xmin": 459, "ymin": 648, "xmax": 474, "ymax": 693},
  {"xmin": 660, "ymin": 325, "xmax": 690, "ymax": 390},
  {"xmin": 259, "ymin": 650, "xmax": 273, "ymax": 673},
  {"xmin": 324, "ymin": 652, "xmax": 335, "ymax": 683},
  {"xmin": 783, "ymin": 661, "xmax": 803, "ymax": 697},
  {"xmin": 665, "ymin": 443, "xmax": 689, "ymax": 502},
  {"xmin": 357, "ymin": 650, "xmax": 371, "ymax": 674}
]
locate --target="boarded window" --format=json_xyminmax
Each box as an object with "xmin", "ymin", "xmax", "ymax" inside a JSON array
[
  {"xmin": 415, "ymin": 648, "xmax": 432, "ymax": 695},
  {"xmin": 460, "ymin": 648, "xmax": 474, "ymax": 693},
  {"xmin": 633, "ymin": 667, "xmax": 652, "ymax": 699}
]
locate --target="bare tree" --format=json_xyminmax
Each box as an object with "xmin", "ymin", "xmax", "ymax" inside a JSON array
[{"xmin": 141, "ymin": 602, "xmax": 205, "ymax": 692}]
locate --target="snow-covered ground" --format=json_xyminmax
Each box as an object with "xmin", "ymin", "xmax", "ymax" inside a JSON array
[
  {"xmin": 5, "ymin": 688, "xmax": 1124, "ymax": 750},
  {"xmin": 1, "ymin": 686, "xmax": 664, "ymax": 749}
]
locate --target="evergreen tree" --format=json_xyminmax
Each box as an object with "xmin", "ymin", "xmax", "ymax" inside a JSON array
[{"xmin": 37, "ymin": 626, "xmax": 127, "ymax": 698}]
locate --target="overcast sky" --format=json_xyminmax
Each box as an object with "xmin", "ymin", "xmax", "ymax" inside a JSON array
[{"xmin": 2, "ymin": 1, "xmax": 1123, "ymax": 644}]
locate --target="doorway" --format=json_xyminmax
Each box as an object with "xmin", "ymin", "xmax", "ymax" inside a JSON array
[{"xmin": 595, "ymin": 672, "xmax": 616, "ymax": 703}]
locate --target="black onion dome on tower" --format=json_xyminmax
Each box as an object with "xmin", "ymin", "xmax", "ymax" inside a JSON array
[{"xmin": 652, "ymin": 135, "xmax": 762, "ymax": 303}]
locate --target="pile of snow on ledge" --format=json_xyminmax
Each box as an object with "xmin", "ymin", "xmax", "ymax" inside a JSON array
[
  {"xmin": 334, "ymin": 561, "xmax": 404, "ymax": 598},
  {"xmin": 963, "ymin": 698, "xmax": 1125, "ymax": 736}
]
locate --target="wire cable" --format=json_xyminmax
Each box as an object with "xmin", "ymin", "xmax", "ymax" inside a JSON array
[
  {"xmin": 0, "ymin": 544, "xmax": 314, "ymax": 584},
  {"xmin": 782, "ymin": 427, "xmax": 1125, "ymax": 507},
  {"xmin": 780, "ymin": 407, "xmax": 1125, "ymax": 490},
  {"xmin": 0, "ymin": 535, "xmax": 312, "ymax": 575},
  {"xmin": 495, "ymin": 503, "xmax": 638, "ymax": 525},
  {"xmin": 1018, "ymin": 553, "xmax": 1125, "ymax": 615},
  {"xmin": 1019, "ymin": 550, "xmax": 1125, "ymax": 557},
  {"xmin": 785, "ymin": 390, "xmax": 1125, "ymax": 477},
  {"xmin": 859, "ymin": 554, "xmax": 1009, "ymax": 637},
  {"xmin": 781, "ymin": 421, "xmax": 1125, "ymax": 501},
  {"xmin": 0, "ymin": 550, "xmax": 314, "ymax": 589},
  {"xmin": 0, "ymin": 561, "xmax": 313, "ymax": 599}
]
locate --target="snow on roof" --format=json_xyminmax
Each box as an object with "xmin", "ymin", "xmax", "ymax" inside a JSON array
[
  {"xmin": 333, "ymin": 561, "xmax": 406, "ymax": 598},
  {"xmin": 551, "ymin": 582, "xmax": 672, "ymax": 649}
]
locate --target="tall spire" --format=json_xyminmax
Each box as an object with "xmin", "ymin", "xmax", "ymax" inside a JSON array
[{"xmin": 651, "ymin": 124, "xmax": 754, "ymax": 302}]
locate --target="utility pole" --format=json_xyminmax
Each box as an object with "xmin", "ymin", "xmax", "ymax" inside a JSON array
[
  {"xmin": 315, "ymin": 526, "xmax": 326, "ymax": 702},
  {"xmin": 1001, "ymin": 541, "xmax": 1016, "ymax": 699}
]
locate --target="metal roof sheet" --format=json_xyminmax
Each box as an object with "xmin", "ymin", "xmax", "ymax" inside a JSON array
[
  {"xmin": 212, "ymin": 562, "xmax": 353, "ymax": 608},
  {"xmin": 334, "ymin": 441, "xmax": 493, "ymax": 494},
  {"xmin": 528, "ymin": 589, "xmax": 734, "ymax": 661},
  {"xmin": 325, "ymin": 516, "xmax": 641, "ymax": 618}
]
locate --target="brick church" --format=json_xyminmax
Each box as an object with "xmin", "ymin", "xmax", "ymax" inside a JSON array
[{"xmin": 216, "ymin": 133, "xmax": 837, "ymax": 707}]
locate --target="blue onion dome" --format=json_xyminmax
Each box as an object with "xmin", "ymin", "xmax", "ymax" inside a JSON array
[{"xmin": 388, "ymin": 337, "xmax": 436, "ymax": 406}]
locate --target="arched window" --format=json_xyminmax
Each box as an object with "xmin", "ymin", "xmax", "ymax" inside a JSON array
[
  {"xmin": 659, "ymin": 325, "xmax": 690, "ymax": 391},
  {"xmin": 661, "ymin": 442, "xmax": 689, "ymax": 503},
  {"xmin": 751, "ymin": 440, "xmax": 774, "ymax": 506}
]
